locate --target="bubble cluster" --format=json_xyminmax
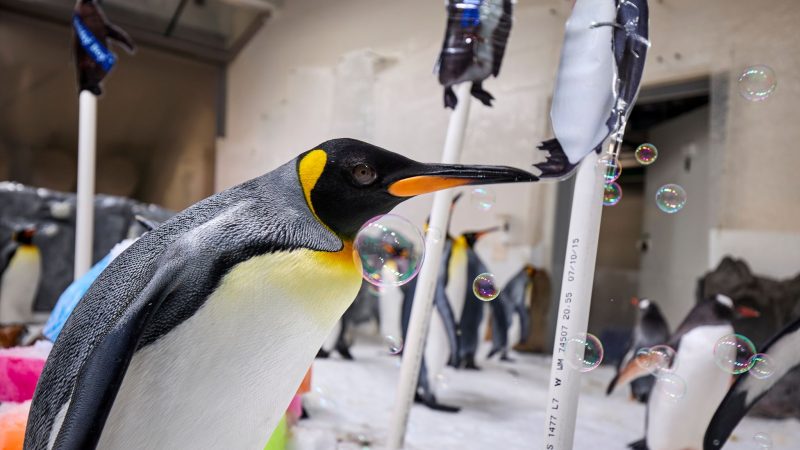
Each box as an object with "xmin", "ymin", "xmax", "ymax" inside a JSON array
[
  {"xmin": 713, "ymin": 334, "xmax": 756, "ymax": 375},
  {"xmin": 655, "ymin": 184, "xmax": 687, "ymax": 213},
  {"xmin": 565, "ymin": 333, "xmax": 604, "ymax": 372},
  {"xmin": 470, "ymin": 187, "xmax": 496, "ymax": 211},
  {"xmin": 603, "ymin": 182, "xmax": 623, "ymax": 206},
  {"xmin": 598, "ymin": 153, "xmax": 622, "ymax": 182},
  {"xmin": 749, "ymin": 353, "xmax": 777, "ymax": 380},
  {"xmin": 753, "ymin": 432, "xmax": 773, "ymax": 450},
  {"xmin": 354, "ymin": 214, "xmax": 425, "ymax": 287},
  {"xmin": 635, "ymin": 144, "xmax": 658, "ymax": 165},
  {"xmin": 636, "ymin": 345, "xmax": 678, "ymax": 375},
  {"xmin": 738, "ymin": 65, "xmax": 777, "ymax": 102},
  {"xmin": 384, "ymin": 335, "xmax": 404, "ymax": 355},
  {"xmin": 473, "ymin": 273, "xmax": 499, "ymax": 301},
  {"xmin": 657, "ymin": 372, "xmax": 687, "ymax": 401}
]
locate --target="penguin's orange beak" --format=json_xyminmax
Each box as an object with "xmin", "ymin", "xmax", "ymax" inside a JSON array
[
  {"xmin": 387, "ymin": 163, "xmax": 537, "ymax": 197},
  {"xmin": 630, "ymin": 297, "xmax": 639, "ymax": 306},
  {"xmin": 736, "ymin": 305, "xmax": 760, "ymax": 319}
]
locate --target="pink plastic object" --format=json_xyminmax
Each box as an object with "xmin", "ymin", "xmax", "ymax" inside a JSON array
[
  {"xmin": 287, "ymin": 395, "xmax": 303, "ymax": 422},
  {"xmin": 0, "ymin": 341, "xmax": 52, "ymax": 403}
]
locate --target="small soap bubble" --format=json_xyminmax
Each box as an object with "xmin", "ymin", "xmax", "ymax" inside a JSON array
[
  {"xmin": 603, "ymin": 182, "xmax": 623, "ymax": 206},
  {"xmin": 426, "ymin": 226, "xmax": 443, "ymax": 243},
  {"xmin": 753, "ymin": 432, "xmax": 773, "ymax": 449},
  {"xmin": 749, "ymin": 353, "xmax": 777, "ymax": 379},
  {"xmin": 470, "ymin": 187, "xmax": 496, "ymax": 211},
  {"xmin": 384, "ymin": 335, "xmax": 404, "ymax": 355},
  {"xmin": 657, "ymin": 372, "xmax": 686, "ymax": 400},
  {"xmin": 473, "ymin": 273, "xmax": 499, "ymax": 301},
  {"xmin": 635, "ymin": 345, "xmax": 677, "ymax": 375},
  {"xmin": 635, "ymin": 144, "xmax": 658, "ymax": 165},
  {"xmin": 565, "ymin": 333, "xmax": 604, "ymax": 372},
  {"xmin": 354, "ymin": 214, "xmax": 425, "ymax": 287},
  {"xmin": 598, "ymin": 153, "xmax": 622, "ymax": 182},
  {"xmin": 738, "ymin": 65, "xmax": 777, "ymax": 102},
  {"xmin": 714, "ymin": 334, "xmax": 756, "ymax": 375},
  {"xmin": 655, "ymin": 184, "xmax": 686, "ymax": 213}
]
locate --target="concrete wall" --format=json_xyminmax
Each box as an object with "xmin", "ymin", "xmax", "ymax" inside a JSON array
[{"xmin": 219, "ymin": 0, "xmax": 800, "ymax": 300}]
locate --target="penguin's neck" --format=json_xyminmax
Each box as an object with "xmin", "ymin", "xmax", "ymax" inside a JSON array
[{"xmin": 99, "ymin": 243, "xmax": 361, "ymax": 449}]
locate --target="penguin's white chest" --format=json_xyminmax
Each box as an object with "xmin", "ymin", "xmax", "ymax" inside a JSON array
[
  {"xmin": 97, "ymin": 248, "xmax": 360, "ymax": 450},
  {"xmin": 647, "ymin": 325, "xmax": 733, "ymax": 450},
  {"xmin": 0, "ymin": 245, "xmax": 41, "ymax": 323}
]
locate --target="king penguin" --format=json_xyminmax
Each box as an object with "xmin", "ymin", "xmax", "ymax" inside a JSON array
[
  {"xmin": 612, "ymin": 294, "xmax": 759, "ymax": 450},
  {"xmin": 0, "ymin": 225, "xmax": 42, "ymax": 324},
  {"xmin": 606, "ymin": 297, "xmax": 669, "ymax": 403},
  {"xmin": 400, "ymin": 195, "xmax": 463, "ymax": 412},
  {"xmin": 705, "ymin": 316, "xmax": 800, "ymax": 449},
  {"xmin": 25, "ymin": 138, "xmax": 537, "ymax": 449}
]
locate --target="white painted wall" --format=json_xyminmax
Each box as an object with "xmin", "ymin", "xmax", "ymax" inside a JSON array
[{"xmin": 219, "ymin": 0, "xmax": 800, "ymax": 296}]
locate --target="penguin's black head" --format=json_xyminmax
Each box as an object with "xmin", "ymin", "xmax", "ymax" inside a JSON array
[
  {"xmin": 12, "ymin": 226, "xmax": 36, "ymax": 245},
  {"xmin": 298, "ymin": 138, "xmax": 537, "ymax": 240},
  {"xmin": 463, "ymin": 226, "xmax": 501, "ymax": 248}
]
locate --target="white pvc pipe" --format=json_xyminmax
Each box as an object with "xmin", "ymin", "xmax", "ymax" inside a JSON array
[
  {"xmin": 386, "ymin": 82, "xmax": 472, "ymax": 450},
  {"xmin": 74, "ymin": 90, "xmax": 97, "ymax": 280},
  {"xmin": 542, "ymin": 150, "xmax": 605, "ymax": 449}
]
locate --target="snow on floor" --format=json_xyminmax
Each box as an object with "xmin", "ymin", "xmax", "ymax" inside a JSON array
[{"xmin": 292, "ymin": 336, "xmax": 799, "ymax": 450}]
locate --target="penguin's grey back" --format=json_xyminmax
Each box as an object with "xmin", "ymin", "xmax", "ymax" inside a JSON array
[{"xmin": 26, "ymin": 160, "xmax": 341, "ymax": 449}]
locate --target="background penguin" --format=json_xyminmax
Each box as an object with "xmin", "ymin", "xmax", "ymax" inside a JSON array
[
  {"xmin": 437, "ymin": 0, "xmax": 514, "ymax": 108},
  {"xmin": 26, "ymin": 138, "xmax": 536, "ymax": 448},
  {"xmin": 318, "ymin": 281, "xmax": 380, "ymax": 360},
  {"xmin": 613, "ymin": 294, "xmax": 759, "ymax": 450},
  {"xmin": 705, "ymin": 316, "xmax": 800, "ymax": 449},
  {"xmin": 0, "ymin": 225, "xmax": 42, "ymax": 324},
  {"xmin": 486, "ymin": 291, "xmax": 512, "ymax": 361},
  {"xmin": 606, "ymin": 297, "xmax": 670, "ymax": 403},
  {"xmin": 493, "ymin": 263, "xmax": 534, "ymax": 358},
  {"xmin": 536, "ymin": 0, "xmax": 650, "ymax": 178},
  {"xmin": 400, "ymin": 196, "xmax": 463, "ymax": 412},
  {"xmin": 73, "ymin": 0, "xmax": 135, "ymax": 95},
  {"xmin": 458, "ymin": 226, "xmax": 501, "ymax": 369}
]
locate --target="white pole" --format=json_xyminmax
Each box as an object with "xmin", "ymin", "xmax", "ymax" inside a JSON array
[
  {"xmin": 386, "ymin": 82, "xmax": 472, "ymax": 450},
  {"xmin": 74, "ymin": 90, "xmax": 97, "ymax": 280},
  {"xmin": 542, "ymin": 150, "xmax": 604, "ymax": 450}
]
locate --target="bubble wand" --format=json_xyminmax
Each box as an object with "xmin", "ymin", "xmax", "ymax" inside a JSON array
[
  {"xmin": 71, "ymin": 0, "xmax": 134, "ymax": 279},
  {"xmin": 387, "ymin": 1, "xmax": 514, "ymax": 447},
  {"xmin": 538, "ymin": 1, "xmax": 650, "ymax": 448}
]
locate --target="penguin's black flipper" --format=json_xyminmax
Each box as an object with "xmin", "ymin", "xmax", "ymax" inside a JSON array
[
  {"xmin": 704, "ymin": 317, "xmax": 800, "ymax": 450},
  {"xmin": 106, "ymin": 23, "xmax": 135, "ymax": 53},
  {"xmin": 0, "ymin": 240, "xmax": 18, "ymax": 275},
  {"xmin": 134, "ymin": 215, "xmax": 160, "ymax": 232},
  {"xmin": 444, "ymin": 86, "xmax": 458, "ymax": 109},
  {"xmin": 470, "ymin": 81, "xmax": 495, "ymax": 107},
  {"xmin": 315, "ymin": 348, "xmax": 330, "ymax": 359},
  {"xmin": 534, "ymin": 139, "xmax": 578, "ymax": 179}
]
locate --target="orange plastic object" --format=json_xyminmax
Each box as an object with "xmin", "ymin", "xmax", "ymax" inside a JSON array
[{"xmin": 0, "ymin": 401, "xmax": 31, "ymax": 450}]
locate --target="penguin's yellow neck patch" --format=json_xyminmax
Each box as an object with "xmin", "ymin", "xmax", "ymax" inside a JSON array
[{"xmin": 298, "ymin": 149, "xmax": 327, "ymax": 218}]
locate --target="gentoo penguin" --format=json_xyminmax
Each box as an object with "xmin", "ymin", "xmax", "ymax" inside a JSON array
[
  {"xmin": 437, "ymin": 0, "xmax": 514, "ymax": 108},
  {"xmin": 73, "ymin": 0, "xmax": 135, "ymax": 95},
  {"xmin": 536, "ymin": 0, "xmax": 650, "ymax": 178},
  {"xmin": 606, "ymin": 297, "xmax": 670, "ymax": 403},
  {"xmin": 25, "ymin": 139, "xmax": 537, "ymax": 449},
  {"xmin": 0, "ymin": 226, "xmax": 41, "ymax": 324},
  {"xmin": 613, "ymin": 294, "xmax": 759, "ymax": 450},
  {"xmin": 705, "ymin": 316, "xmax": 800, "ymax": 449},
  {"xmin": 400, "ymin": 195, "xmax": 464, "ymax": 412},
  {"xmin": 458, "ymin": 227, "xmax": 501, "ymax": 369}
]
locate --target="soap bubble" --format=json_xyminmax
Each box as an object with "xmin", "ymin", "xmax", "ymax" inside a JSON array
[
  {"xmin": 713, "ymin": 334, "xmax": 756, "ymax": 375},
  {"xmin": 753, "ymin": 432, "xmax": 773, "ymax": 449},
  {"xmin": 635, "ymin": 345, "xmax": 677, "ymax": 375},
  {"xmin": 657, "ymin": 372, "xmax": 687, "ymax": 400},
  {"xmin": 749, "ymin": 353, "xmax": 777, "ymax": 379},
  {"xmin": 655, "ymin": 184, "xmax": 686, "ymax": 213},
  {"xmin": 384, "ymin": 335, "xmax": 404, "ymax": 355},
  {"xmin": 426, "ymin": 226, "xmax": 443, "ymax": 243},
  {"xmin": 738, "ymin": 65, "xmax": 777, "ymax": 102},
  {"xmin": 473, "ymin": 273, "xmax": 499, "ymax": 301},
  {"xmin": 470, "ymin": 187, "xmax": 495, "ymax": 211},
  {"xmin": 354, "ymin": 214, "xmax": 425, "ymax": 287},
  {"xmin": 635, "ymin": 144, "xmax": 658, "ymax": 165},
  {"xmin": 598, "ymin": 153, "xmax": 621, "ymax": 182},
  {"xmin": 565, "ymin": 333, "xmax": 604, "ymax": 372},
  {"xmin": 603, "ymin": 182, "xmax": 623, "ymax": 206}
]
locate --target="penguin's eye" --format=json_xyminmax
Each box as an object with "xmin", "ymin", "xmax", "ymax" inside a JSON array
[{"xmin": 351, "ymin": 164, "xmax": 377, "ymax": 186}]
